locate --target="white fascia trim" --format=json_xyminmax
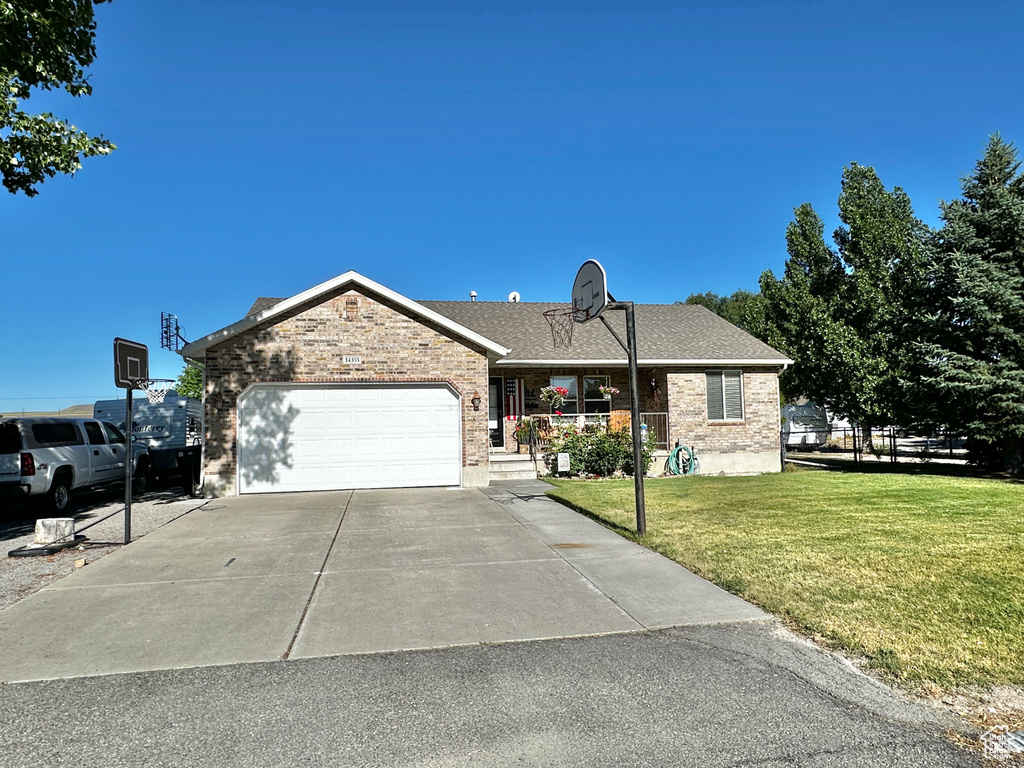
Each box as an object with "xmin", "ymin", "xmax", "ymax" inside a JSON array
[
  {"xmin": 494, "ymin": 358, "xmax": 794, "ymax": 367},
  {"xmin": 181, "ymin": 271, "xmax": 510, "ymax": 359}
]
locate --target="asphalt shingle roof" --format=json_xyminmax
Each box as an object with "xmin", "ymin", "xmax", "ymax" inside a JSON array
[
  {"xmin": 420, "ymin": 301, "xmax": 788, "ymax": 363},
  {"xmin": 245, "ymin": 296, "xmax": 788, "ymax": 364}
]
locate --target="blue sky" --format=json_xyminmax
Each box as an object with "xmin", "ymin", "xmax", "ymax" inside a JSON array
[{"xmin": 2, "ymin": 0, "xmax": 1021, "ymax": 413}]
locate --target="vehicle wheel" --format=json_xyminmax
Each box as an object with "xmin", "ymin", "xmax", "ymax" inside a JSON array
[
  {"xmin": 48, "ymin": 474, "xmax": 72, "ymax": 513},
  {"xmin": 132, "ymin": 464, "xmax": 150, "ymax": 496}
]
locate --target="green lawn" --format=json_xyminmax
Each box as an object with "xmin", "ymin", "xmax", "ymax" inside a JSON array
[{"xmin": 545, "ymin": 471, "xmax": 1024, "ymax": 688}]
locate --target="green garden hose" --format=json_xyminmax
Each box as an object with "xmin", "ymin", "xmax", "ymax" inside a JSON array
[{"xmin": 668, "ymin": 445, "xmax": 700, "ymax": 476}]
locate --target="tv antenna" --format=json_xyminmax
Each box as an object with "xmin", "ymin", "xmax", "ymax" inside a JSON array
[{"xmin": 160, "ymin": 312, "xmax": 190, "ymax": 352}]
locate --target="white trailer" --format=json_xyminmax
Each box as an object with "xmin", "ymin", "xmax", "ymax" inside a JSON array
[
  {"xmin": 781, "ymin": 403, "xmax": 830, "ymax": 448},
  {"xmin": 94, "ymin": 392, "xmax": 202, "ymax": 494}
]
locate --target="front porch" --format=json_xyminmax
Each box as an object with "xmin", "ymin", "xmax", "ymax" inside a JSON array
[{"xmin": 487, "ymin": 367, "xmax": 671, "ymax": 454}]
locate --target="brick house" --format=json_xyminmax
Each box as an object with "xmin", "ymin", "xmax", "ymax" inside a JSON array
[{"xmin": 181, "ymin": 271, "xmax": 790, "ymax": 496}]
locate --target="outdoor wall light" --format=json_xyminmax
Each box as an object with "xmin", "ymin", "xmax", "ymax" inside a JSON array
[{"xmin": 471, "ymin": 392, "xmax": 482, "ymax": 411}]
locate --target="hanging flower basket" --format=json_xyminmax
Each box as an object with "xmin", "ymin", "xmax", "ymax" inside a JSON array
[
  {"xmin": 597, "ymin": 385, "xmax": 620, "ymax": 400},
  {"xmin": 539, "ymin": 386, "xmax": 569, "ymax": 410}
]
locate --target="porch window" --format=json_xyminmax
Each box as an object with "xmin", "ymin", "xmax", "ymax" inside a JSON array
[
  {"xmin": 583, "ymin": 376, "xmax": 611, "ymax": 414},
  {"xmin": 706, "ymin": 370, "xmax": 744, "ymax": 421},
  {"xmin": 549, "ymin": 376, "xmax": 578, "ymax": 413}
]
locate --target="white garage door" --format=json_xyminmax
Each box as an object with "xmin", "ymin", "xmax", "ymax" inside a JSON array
[{"xmin": 237, "ymin": 384, "xmax": 461, "ymax": 494}]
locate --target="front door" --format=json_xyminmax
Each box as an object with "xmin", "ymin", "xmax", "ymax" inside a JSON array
[{"xmin": 488, "ymin": 377, "xmax": 504, "ymax": 448}]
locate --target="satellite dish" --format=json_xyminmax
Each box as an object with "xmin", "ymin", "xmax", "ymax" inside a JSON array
[{"xmin": 508, "ymin": 291, "xmax": 520, "ymax": 303}]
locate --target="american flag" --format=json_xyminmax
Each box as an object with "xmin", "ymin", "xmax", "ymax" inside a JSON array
[{"xmin": 505, "ymin": 378, "xmax": 524, "ymax": 420}]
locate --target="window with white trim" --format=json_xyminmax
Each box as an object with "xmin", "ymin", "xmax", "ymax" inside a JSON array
[
  {"xmin": 706, "ymin": 370, "xmax": 744, "ymax": 421},
  {"xmin": 583, "ymin": 376, "xmax": 611, "ymax": 414},
  {"xmin": 549, "ymin": 376, "xmax": 578, "ymax": 414}
]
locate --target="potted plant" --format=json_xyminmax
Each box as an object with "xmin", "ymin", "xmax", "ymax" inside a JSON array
[
  {"xmin": 512, "ymin": 417, "xmax": 536, "ymax": 454},
  {"xmin": 514, "ymin": 418, "xmax": 540, "ymax": 455},
  {"xmin": 597, "ymin": 384, "xmax": 620, "ymax": 400}
]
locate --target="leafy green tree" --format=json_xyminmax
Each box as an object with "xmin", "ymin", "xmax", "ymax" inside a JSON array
[
  {"xmin": 912, "ymin": 135, "xmax": 1024, "ymax": 470},
  {"xmin": 760, "ymin": 165, "xmax": 927, "ymax": 436},
  {"xmin": 682, "ymin": 290, "xmax": 766, "ymax": 335},
  {"xmin": 175, "ymin": 364, "xmax": 203, "ymax": 400},
  {"xmin": 759, "ymin": 203, "xmax": 859, "ymax": 406},
  {"xmin": 832, "ymin": 163, "xmax": 928, "ymax": 430},
  {"xmin": 1, "ymin": 0, "xmax": 115, "ymax": 196}
]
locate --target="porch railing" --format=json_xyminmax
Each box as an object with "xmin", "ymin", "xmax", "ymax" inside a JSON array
[
  {"xmin": 639, "ymin": 412, "xmax": 669, "ymax": 450},
  {"xmin": 536, "ymin": 411, "xmax": 670, "ymax": 450},
  {"xmin": 547, "ymin": 413, "xmax": 609, "ymax": 429}
]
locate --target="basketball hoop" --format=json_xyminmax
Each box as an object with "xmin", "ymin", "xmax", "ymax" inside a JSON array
[
  {"xmin": 543, "ymin": 306, "xmax": 585, "ymax": 348},
  {"xmin": 132, "ymin": 378, "xmax": 176, "ymax": 404}
]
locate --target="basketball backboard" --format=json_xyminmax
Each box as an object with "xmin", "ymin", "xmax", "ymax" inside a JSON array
[
  {"xmin": 571, "ymin": 259, "xmax": 608, "ymax": 322},
  {"xmin": 114, "ymin": 337, "xmax": 149, "ymax": 389}
]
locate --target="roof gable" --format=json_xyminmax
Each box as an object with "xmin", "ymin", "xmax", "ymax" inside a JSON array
[{"xmin": 180, "ymin": 272, "xmax": 510, "ymax": 360}]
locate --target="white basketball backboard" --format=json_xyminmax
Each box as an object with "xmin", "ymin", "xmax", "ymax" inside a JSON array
[{"xmin": 571, "ymin": 259, "xmax": 608, "ymax": 322}]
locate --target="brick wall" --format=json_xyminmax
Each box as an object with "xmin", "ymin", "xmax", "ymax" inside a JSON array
[
  {"xmin": 203, "ymin": 288, "xmax": 489, "ymax": 492},
  {"xmin": 666, "ymin": 369, "xmax": 780, "ymax": 466}
]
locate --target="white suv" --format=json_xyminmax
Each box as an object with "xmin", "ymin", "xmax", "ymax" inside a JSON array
[{"xmin": 0, "ymin": 418, "xmax": 150, "ymax": 513}]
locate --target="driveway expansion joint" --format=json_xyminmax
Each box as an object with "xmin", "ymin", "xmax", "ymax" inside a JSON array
[{"xmin": 283, "ymin": 490, "xmax": 353, "ymax": 660}]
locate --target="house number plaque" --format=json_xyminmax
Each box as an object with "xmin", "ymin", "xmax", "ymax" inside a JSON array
[{"xmin": 342, "ymin": 355, "xmax": 362, "ymax": 364}]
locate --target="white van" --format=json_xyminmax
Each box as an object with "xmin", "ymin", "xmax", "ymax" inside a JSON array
[{"xmin": 94, "ymin": 392, "xmax": 202, "ymax": 494}]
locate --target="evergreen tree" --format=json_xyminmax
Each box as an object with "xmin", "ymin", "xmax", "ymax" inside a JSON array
[
  {"xmin": 913, "ymin": 135, "xmax": 1024, "ymax": 470},
  {"xmin": 760, "ymin": 165, "xmax": 927, "ymax": 432},
  {"xmin": 759, "ymin": 202, "xmax": 861, "ymax": 407},
  {"xmin": 832, "ymin": 163, "xmax": 928, "ymax": 430}
]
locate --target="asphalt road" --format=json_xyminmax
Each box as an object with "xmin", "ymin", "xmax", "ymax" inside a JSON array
[{"xmin": 1, "ymin": 623, "xmax": 977, "ymax": 767}]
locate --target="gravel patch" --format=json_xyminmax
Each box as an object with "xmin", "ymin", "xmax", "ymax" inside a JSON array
[{"xmin": 1, "ymin": 484, "xmax": 207, "ymax": 612}]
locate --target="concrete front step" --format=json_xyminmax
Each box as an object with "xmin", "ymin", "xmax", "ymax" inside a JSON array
[
  {"xmin": 490, "ymin": 470, "xmax": 540, "ymax": 482},
  {"xmin": 489, "ymin": 453, "xmax": 540, "ymax": 482}
]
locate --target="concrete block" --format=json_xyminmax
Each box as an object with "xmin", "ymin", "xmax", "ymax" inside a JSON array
[
  {"xmin": 462, "ymin": 464, "xmax": 490, "ymax": 487},
  {"xmin": 34, "ymin": 518, "xmax": 74, "ymax": 545}
]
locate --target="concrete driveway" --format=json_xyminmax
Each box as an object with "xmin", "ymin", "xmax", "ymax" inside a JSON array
[{"xmin": 0, "ymin": 480, "xmax": 763, "ymax": 683}]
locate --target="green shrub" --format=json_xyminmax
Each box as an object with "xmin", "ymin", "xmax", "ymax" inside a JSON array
[
  {"xmin": 621, "ymin": 427, "xmax": 658, "ymax": 476},
  {"xmin": 545, "ymin": 423, "xmax": 655, "ymax": 477},
  {"xmin": 545, "ymin": 423, "xmax": 592, "ymax": 475},
  {"xmin": 585, "ymin": 431, "xmax": 630, "ymax": 476}
]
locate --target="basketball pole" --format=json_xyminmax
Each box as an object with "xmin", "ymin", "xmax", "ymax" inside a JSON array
[
  {"xmin": 604, "ymin": 301, "xmax": 647, "ymax": 535},
  {"xmin": 124, "ymin": 385, "xmax": 133, "ymax": 545}
]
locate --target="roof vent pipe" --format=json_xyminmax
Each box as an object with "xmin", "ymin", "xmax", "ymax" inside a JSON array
[{"xmin": 470, "ymin": 291, "xmax": 477, "ymax": 302}]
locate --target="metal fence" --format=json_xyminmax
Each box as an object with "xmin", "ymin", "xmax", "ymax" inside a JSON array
[{"xmin": 782, "ymin": 425, "xmax": 966, "ymax": 465}]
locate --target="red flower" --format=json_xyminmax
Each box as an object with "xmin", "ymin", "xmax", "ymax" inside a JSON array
[{"xmin": 555, "ymin": 410, "xmax": 562, "ymax": 415}]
